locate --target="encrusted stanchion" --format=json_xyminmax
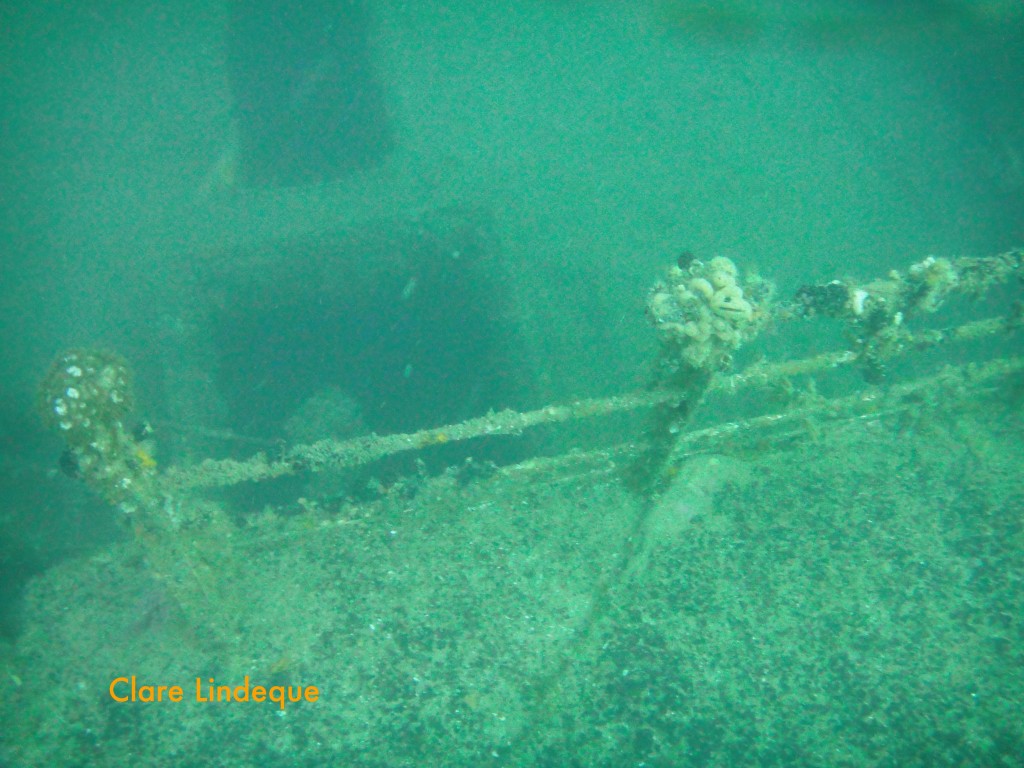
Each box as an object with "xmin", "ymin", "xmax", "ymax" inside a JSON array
[
  {"xmin": 39, "ymin": 350, "xmax": 156, "ymax": 509},
  {"xmin": 626, "ymin": 254, "xmax": 773, "ymax": 495},
  {"xmin": 38, "ymin": 350, "xmax": 243, "ymax": 648}
]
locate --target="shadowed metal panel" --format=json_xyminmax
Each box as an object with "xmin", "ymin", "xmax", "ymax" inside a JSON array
[{"xmin": 226, "ymin": 0, "xmax": 392, "ymax": 187}]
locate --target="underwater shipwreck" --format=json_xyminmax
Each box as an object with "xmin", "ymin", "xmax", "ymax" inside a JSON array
[{"xmin": 4, "ymin": 240, "xmax": 1024, "ymax": 766}]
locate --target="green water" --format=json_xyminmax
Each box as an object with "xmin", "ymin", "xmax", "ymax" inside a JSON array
[{"xmin": 1, "ymin": 2, "xmax": 1022, "ymax": 766}]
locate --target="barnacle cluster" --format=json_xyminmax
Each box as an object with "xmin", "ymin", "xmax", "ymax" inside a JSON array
[
  {"xmin": 799, "ymin": 255, "xmax": 960, "ymax": 323},
  {"xmin": 647, "ymin": 256, "xmax": 771, "ymax": 372},
  {"xmin": 793, "ymin": 255, "xmax": 962, "ymax": 382},
  {"xmin": 906, "ymin": 255, "xmax": 959, "ymax": 313},
  {"xmin": 39, "ymin": 349, "xmax": 153, "ymax": 505}
]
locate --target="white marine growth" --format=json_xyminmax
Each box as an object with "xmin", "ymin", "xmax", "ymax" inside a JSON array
[{"xmin": 647, "ymin": 256, "xmax": 772, "ymax": 371}]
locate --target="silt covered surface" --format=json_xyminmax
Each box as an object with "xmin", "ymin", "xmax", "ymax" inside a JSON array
[{"xmin": 1, "ymin": 406, "xmax": 1022, "ymax": 767}]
